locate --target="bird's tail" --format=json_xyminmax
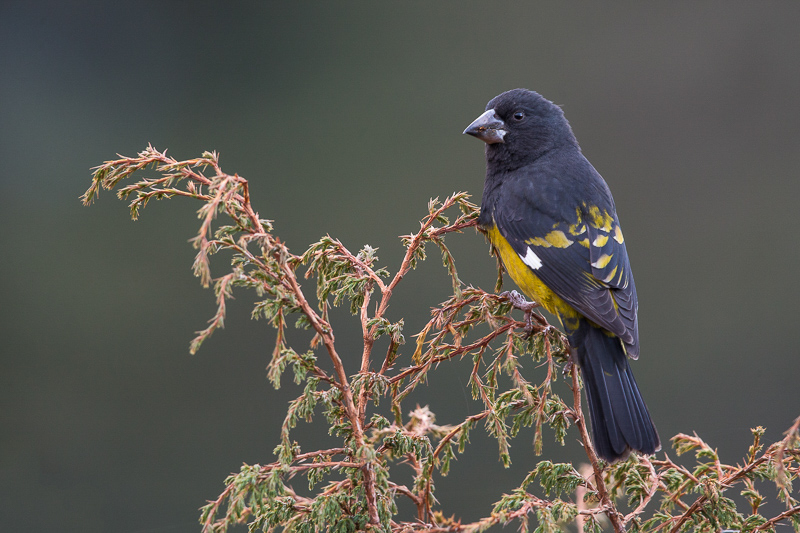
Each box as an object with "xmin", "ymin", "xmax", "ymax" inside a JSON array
[{"xmin": 568, "ymin": 318, "xmax": 660, "ymax": 462}]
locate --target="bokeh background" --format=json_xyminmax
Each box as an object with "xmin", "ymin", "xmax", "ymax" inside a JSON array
[{"xmin": 2, "ymin": 3, "xmax": 799, "ymax": 531}]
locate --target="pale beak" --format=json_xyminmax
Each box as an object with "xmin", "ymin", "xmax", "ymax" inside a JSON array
[{"xmin": 463, "ymin": 109, "xmax": 506, "ymax": 144}]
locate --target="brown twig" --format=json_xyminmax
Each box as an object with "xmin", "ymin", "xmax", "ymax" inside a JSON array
[
  {"xmin": 570, "ymin": 363, "xmax": 623, "ymax": 532},
  {"xmin": 754, "ymin": 504, "xmax": 800, "ymax": 531},
  {"xmin": 622, "ymin": 456, "xmax": 660, "ymax": 526},
  {"xmin": 374, "ymin": 195, "xmax": 477, "ymax": 375},
  {"xmin": 87, "ymin": 148, "xmax": 800, "ymax": 533},
  {"xmin": 389, "ymin": 321, "xmax": 518, "ymax": 387},
  {"xmin": 666, "ymin": 452, "xmax": 773, "ymax": 533}
]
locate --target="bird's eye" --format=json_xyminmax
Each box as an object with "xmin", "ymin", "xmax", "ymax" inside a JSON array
[{"xmin": 513, "ymin": 111, "xmax": 525, "ymax": 121}]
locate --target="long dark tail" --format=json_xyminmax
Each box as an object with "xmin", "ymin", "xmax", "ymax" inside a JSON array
[{"xmin": 569, "ymin": 318, "xmax": 660, "ymax": 462}]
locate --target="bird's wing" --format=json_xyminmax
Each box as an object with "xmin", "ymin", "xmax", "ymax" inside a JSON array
[{"xmin": 493, "ymin": 180, "xmax": 639, "ymax": 356}]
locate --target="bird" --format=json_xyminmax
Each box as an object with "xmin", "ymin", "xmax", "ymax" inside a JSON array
[{"xmin": 463, "ymin": 88, "xmax": 660, "ymax": 462}]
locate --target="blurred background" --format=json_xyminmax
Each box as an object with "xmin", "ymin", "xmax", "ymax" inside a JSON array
[{"xmin": 2, "ymin": 3, "xmax": 799, "ymax": 531}]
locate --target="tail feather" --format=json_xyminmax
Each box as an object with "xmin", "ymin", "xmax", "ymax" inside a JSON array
[{"xmin": 570, "ymin": 319, "xmax": 660, "ymax": 462}]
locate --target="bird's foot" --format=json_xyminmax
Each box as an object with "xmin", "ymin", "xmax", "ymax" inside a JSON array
[{"xmin": 499, "ymin": 290, "xmax": 543, "ymax": 336}]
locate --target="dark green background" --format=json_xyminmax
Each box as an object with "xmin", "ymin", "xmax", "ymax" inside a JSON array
[{"xmin": 2, "ymin": 3, "xmax": 799, "ymax": 531}]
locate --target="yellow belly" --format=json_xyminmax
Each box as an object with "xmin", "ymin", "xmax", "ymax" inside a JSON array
[{"xmin": 487, "ymin": 225, "xmax": 580, "ymax": 326}]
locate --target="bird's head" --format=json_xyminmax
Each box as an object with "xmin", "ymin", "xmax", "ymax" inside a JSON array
[{"xmin": 463, "ymin": 88, "xmax": 578, "ymax": 169}]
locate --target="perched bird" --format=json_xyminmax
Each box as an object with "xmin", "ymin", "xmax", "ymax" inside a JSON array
[{"xmin": 464, "ymin": 89, "xmax": 660, "ymax": 462}]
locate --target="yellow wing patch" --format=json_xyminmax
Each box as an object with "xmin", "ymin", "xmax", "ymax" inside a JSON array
[
  {"xmin": 587, "ymin": 205, "xmax": 614, "ymax": 232},
  {"xmin": 568, "ymin": 209, "xmax": 586, "ymax": 236},
  {"xmin": 486, "ymin": 225, "xmax": 579, "ymax": 319},
  {"xmin": 591, "ymin": 253, "xmax": 613, "ymax": 269},
  {"xmin": 525, "ymin": 230, "xmax": 573, "ymax": 248},
  {"xmin": 592, "ymin": 234, "xmax": 609, "ymax": 247},
  {"xmin": 613, "ymin": 225, "xmax": 624, "ymax": 244},
  {"xmin": 569, "ymin": 224, "xmax": 586, "ymax": 236},
  {"xmin": 602, "ymin": 266, "xmax": 618, "ymax": 284}
]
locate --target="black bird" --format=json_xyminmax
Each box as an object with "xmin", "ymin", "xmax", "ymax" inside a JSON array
[{"xmin": 464, "ymin": 89, "xmax": 660, "ymax": 462}]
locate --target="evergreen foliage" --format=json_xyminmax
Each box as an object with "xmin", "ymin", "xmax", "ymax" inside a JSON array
[{"xmin": 84, "ymin": 146, "xmax": 800, "ymax": 533}]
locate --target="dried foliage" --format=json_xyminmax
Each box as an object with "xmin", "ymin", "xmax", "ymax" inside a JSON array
[{"xmin": 84, "ymin": 146, "xmax": 800, "ymax": 533}]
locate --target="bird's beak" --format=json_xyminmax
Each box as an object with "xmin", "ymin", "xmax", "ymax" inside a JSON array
[{"xmin": 463, "ymin": 108, "xmax": 506, "ymax": 144}]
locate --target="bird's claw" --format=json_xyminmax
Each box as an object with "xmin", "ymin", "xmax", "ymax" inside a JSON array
[
  {"xmin": 500, "ymin": 290, "xmax": 538, "ymax": 311},
  {"xmin": 500, "ymin": 290, "xmax": 542, "ymax": 336}
]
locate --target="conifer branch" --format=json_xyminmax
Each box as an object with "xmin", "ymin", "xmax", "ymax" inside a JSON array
[{"xmin": 85, "ymin": 147, "xmax": 800, "ymax": 533}]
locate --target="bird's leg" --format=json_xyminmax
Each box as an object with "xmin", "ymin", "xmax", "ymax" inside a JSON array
[{"xmin": 499, "ymin": 290, "xmax": 543, "ymax": 336}]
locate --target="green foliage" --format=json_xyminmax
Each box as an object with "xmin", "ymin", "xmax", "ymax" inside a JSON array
[{"xmin": 85, "ymin": 146, "xmax": 800, "ymax": 533}]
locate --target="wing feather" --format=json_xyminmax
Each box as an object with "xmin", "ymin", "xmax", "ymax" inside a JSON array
[{"xmin": 492, "ymin": 178, "xmax": 639, "ymax": 356}]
